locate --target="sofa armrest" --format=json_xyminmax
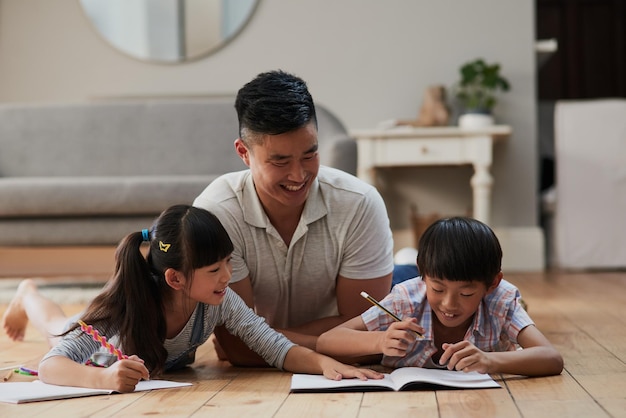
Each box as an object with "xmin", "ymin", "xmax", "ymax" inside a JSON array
[{"xmin": 321, "ymin": 134, "xmax": 357, "ymax": 176}]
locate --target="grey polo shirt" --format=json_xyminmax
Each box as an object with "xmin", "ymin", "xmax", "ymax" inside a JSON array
[{"xmin": 193, "ymin": 166, "xmax": 394, "ymax": 328}]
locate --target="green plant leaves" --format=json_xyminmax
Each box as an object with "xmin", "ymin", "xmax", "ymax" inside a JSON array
[{"xmin": 455, "ymin": 58, "xmax": 510, "ymax": 112}]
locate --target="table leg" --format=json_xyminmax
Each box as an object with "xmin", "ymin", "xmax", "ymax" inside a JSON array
[{"xmin": 470, "ymin": 161, "xmax": 493, "ymax": 224}]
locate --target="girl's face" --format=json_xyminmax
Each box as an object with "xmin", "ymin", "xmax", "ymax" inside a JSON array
[
  {"xmin": 188, "ymin": 255, "xmax": 233, "ymax": 305},
  {"xmin": 423, "ymin": 276, "xmax": 499, "ymax": 330}
]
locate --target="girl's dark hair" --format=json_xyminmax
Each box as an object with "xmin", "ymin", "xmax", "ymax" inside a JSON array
[
  {"xmin": 417, "ymin": 217, "xmax": 502, "ymax": 286},
  {"xmin": 74, "ymin": 205, "xmax": 233, "ymax": 375}
]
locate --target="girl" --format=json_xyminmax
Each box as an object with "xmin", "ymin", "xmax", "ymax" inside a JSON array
[{"xmin": 2, "ymin": 205, "xmax": 382, "ymax": 392}]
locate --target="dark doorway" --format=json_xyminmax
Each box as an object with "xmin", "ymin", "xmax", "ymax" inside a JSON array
[{"xmin": 536, "ymin": 0, "xmax": 626, "ymax": 192}]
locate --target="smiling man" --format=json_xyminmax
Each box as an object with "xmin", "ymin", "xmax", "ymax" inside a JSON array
[{"xmin": 193, "ymin": 70, "xmax": 394, "ymax": 366}]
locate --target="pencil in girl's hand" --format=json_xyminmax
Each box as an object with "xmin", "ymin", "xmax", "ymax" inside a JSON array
[
  {"xmin": 78, "ymin": 320, "xmax": 128, "ymax": 360},
  {"xmin": 360, "ymin": 291, "xmax": 423, "ymax": 337}
]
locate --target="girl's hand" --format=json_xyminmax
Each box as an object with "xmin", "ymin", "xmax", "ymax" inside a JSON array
[
  {"xmin": 439, "ymin": 341, "xmax": 492, "ymax": 374},
  {"xmin": 319, "ymin": 356, "xmax": 384, "ymax": 381},
  {"xmin": 378, "ymin": 319, "xmax": 424, "ymax": 357},
  {"xmin": 103, "ymin": 355, "xmax": 150, "ymax": 392}
]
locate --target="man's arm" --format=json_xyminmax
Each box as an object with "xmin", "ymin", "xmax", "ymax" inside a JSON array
[
  {"xmin": 286, "ymin": 273, "xmax": 392, "ymax": 335},
  {"xmin": 213, "ymin": 274, "xmax": 392, "ymax": 367},
  {"xmin": 211, "ymin": 277, "xmax": 268, "ymax": 366}
]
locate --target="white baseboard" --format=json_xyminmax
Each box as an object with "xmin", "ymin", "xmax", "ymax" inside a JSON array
[
  {"xmin": 493, "ymin": 227, "xmax": 545, "ymax": 272},
  {"xmin": 392, "ymin": 226, "xmax": 545, "ymax": 272}
]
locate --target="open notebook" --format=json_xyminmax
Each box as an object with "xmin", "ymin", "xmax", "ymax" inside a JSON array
[
  {"xmin": 0, "ymin": 379, "xmax": 191, "ymax": 404},
  {"xmin": 291, "ymin": 367, "xmax": 501, "ymax": 392}
]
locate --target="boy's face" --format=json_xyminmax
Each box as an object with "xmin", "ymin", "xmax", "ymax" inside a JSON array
[
  {"xmin": 235, "ymin": 122, "xmax": 320, "ymax": 215},
  {"xmin": 423, "ymin": 274, "xmax": 502, "ymax": 330}
]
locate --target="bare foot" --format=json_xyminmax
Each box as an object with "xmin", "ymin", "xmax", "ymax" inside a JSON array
[{"xmin": 1, "ymin": 279, "xmax": 37, "ymax": 341}]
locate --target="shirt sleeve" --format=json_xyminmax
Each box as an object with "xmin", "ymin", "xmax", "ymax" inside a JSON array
[
  {"xmin": 507, "ymin": 294, "xmax": 535, "ymax": 341},
  {"xmin": 339, "ymin": 187, "xmax": 394, "ymax": 279},
  {"xmin": 491, "ymin": 281, "xmax": 535, "ymax": 344},
  {"xmin": 219, "ymin": 289, "xmax": 295, "ymax": 369},
  {"xmin": 40, "ymin": 322, "xmax": 117, "ymax": 365},
  {"xmin": 361, "ymin": 280, "xmax": 420, "ymax": 331}
]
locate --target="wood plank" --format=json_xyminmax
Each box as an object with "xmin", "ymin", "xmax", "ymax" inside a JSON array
[
  {"xmin": 276, "ymin": 392, "xmax": 364, "ymax": 418},
  {"xmin": 574, "ymin": 374, "xmax": 626, "ymax": 418},
  {"xmin": 193, "ymin": 371, "xmax": 292, "ymax": 417},
  {"xmin": 359, "ymin": 391, "xmax": 439, "ymax": 417},
  {"xmin": 97, "ymin": 381, "xmax": 230, "ymax": 418},
  {"xmin": 437, "ymin": 387, "xmax": 521, "ymax": 418}
]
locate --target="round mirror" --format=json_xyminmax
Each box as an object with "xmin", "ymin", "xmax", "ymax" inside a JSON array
[{"xmin": 79, "ymin": 0, "xmax": 259, "ymax": 64}]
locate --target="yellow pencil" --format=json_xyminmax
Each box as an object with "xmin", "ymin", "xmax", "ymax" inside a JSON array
[
  {"xmin": 360, "ymin": 291, "xmax": 423, "ymax": 337},
  {"xmin": 3, "ymin": 369, "xmax": 13, "ymax": 382}
]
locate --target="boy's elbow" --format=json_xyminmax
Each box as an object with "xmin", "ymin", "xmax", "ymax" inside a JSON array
[
  {"xmin": 542, "ymin": 349, "xmax": 564, "ymax": 376},
  {"xmin": 551, "ymin": 352, "xmax": 564, "ymax": 375}
]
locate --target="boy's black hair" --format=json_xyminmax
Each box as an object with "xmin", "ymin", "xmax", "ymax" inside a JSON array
[
  {"xmin": 235, "ymin": 70, "xmax": 317, "ymax": 145},
  {"xmin": 417, "ymin": 217, "xmax": 502, "ymax": 286}
]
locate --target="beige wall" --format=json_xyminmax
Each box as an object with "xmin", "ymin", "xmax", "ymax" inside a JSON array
[{"xmin": 0, "ymin": 0, "xmax": 538, "ymax": 240}]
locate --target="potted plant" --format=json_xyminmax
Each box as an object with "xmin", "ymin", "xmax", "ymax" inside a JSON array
[{"xmin": 454, "ymin": 58, "xmax": 510, "ymax": 128}]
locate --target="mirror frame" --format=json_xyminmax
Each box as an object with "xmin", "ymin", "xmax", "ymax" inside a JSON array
[{"xmin": 78, "ymin": 0, "xmax": 261, "ymax": 65}]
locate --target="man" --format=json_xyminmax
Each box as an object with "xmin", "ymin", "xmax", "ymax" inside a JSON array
[{"xmin": 193, "ymin": 70, "xmax": 393, "ymax": 365}]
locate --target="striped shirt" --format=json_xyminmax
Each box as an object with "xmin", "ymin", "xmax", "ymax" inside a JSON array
[
  {"xmin": 42, "ymin": 288, "xmax": 294, "ymax": 370},
  {"xmin": 361, "ymin": 277, "xmax": 533, "ymax": 368}
]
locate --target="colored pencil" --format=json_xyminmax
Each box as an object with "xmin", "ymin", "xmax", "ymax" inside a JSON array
[{"xmin": 360, "ymin": 291, "xmax": 423, "ymax": 336}]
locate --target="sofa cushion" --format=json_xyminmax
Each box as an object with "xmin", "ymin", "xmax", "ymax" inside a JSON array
[
  {"xmin": 0, "ymin": 175, "xmax": 216, "ymax": 217},
  {"xmin": 0, "ymin": 100, "xmax": 245, "ymax": 177},
  {"xmin": 0, "ymin": 216, "xmax": 158, "ymax": 246}
]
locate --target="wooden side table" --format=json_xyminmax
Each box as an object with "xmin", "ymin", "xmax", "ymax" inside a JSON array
[{"xmin": 351, "ymin": 125, "xmax": 511, "ymax": 225}]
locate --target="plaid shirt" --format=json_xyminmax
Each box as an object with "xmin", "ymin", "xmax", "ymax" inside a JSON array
[{"xmin": 361, "ymin": 277, "xmax": 533, "ymax": 368}]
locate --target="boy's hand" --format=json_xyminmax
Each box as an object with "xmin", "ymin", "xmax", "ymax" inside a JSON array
[
  {"xmin": 103, "ymin": 355, "xmax": 150, "ymax": 393},
  {"xmin": 378, "ymin": 319, "xmax": 424, "ymax": 357},
  {"xmin": 439, "ymin": 341, "xmax": 493, "ymax": 374}
]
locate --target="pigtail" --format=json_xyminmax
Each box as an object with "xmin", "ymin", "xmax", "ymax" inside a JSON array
[{"xmin": 79, "ymin": 231, "xmax": 168, "ymax": 375}]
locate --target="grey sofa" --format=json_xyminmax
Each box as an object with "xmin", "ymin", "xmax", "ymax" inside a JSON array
[{"xmin": 0, "ymin": 99, "xmax": 356, "ymax": 246}]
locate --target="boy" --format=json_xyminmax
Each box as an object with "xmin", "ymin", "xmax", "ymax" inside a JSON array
[{"xmin": 317, "ymin": 217, "xmax": 563, "ymax": 377}]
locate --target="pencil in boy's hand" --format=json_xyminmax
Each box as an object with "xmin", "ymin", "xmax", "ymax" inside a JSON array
[{"xmin": 360, "ymin": 291, "xmax": 423, "ymax": 337}]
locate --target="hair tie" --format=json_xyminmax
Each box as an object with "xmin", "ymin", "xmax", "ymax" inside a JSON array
[{"xmin": 141, "ymin": 229, "xmax": 150, "ymax": 242}]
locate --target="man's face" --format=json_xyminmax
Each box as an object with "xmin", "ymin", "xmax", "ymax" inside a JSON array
[{"xmin": 235, "ymin": 122, "xmax": 320, "ymax": 214}]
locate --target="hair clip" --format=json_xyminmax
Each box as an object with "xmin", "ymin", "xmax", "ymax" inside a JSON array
[{"xmin": 159, "ymin": 241, "xmax": 171, "ymax": 252}]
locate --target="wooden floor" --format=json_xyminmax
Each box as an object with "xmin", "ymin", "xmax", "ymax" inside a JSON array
[{"xmin": 1, "ymin": 270, "xmax": 625, "ymax": 417}]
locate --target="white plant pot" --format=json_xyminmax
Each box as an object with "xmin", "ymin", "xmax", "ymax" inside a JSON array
[{"xmin": 458, "ymin": 113, "xmax": 494, "ymax": 129}]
